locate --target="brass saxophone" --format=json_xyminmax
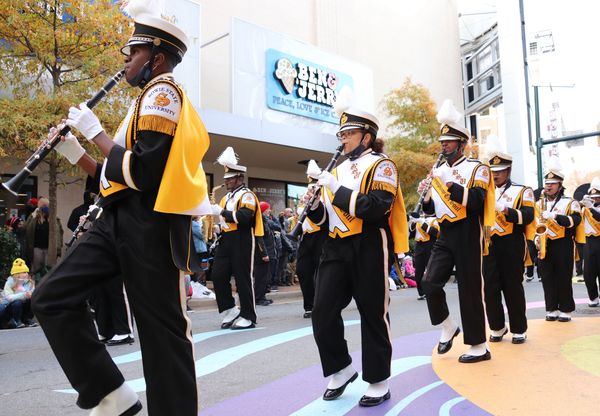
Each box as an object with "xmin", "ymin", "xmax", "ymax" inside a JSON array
[
  {"xmin": 204, "ymin": 184, "xmax": 223, "ymax": 241},
  {"xmin": 535, "ymin": 191, "xmax": 548, "ymax": 259}
]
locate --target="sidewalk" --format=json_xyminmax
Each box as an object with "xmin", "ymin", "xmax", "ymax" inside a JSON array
[{"xmin": 188, "ymin": 281, "xmax": 303, "ymax": 311}]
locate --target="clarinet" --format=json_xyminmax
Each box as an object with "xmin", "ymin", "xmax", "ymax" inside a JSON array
[
  {"xmin": 2, "ymin": 69, "xmax": 125, "ymax": 195},
  {"xmin": 410, "ymin": 153, "xmax": 444, "ymax": 218},
  {"xmin": 65, "ymin": 202, "xmax": 104, "ymax": 249},
  {"xmin": 289, "ymin": 144, "xmax": 344, "ymax": 238}
]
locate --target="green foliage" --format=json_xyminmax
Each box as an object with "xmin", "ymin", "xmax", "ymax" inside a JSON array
[
  {"xmin": 380, "ymin": 78, "xmax": 440, "ymax": 209},
  {"xmin": 0, "ymin": 228, "xmax": 20, "ymax": 285}
]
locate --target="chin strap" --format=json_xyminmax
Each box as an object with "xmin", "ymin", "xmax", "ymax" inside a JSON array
[
  {"xmin": 347, "ymin": 132, "xmax": 369, "ymax": 161},
  {"xmin": 127, "ymin": 46, "xmax": 158, "ymax": 88}
]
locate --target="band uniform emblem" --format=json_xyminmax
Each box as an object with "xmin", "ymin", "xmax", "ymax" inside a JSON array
[
  {"xmin": 351, "ymin": 163, "xmax": 360, "ymax": 179},
  {"xmin": 341, "ymin": 114, "xmax": 348, "ymax": 124},
  {"xmin": 492, "ymin": 156, "xmax": 501, "ymax": 165},
  {"xmin": 383, "ymin": 166, "xmax": 393, "ymax": 177},
  {"xmin": 154, "ymin": 92, "xmax": 171, "ymax": 107},
  {"xmin": 441, "ymin": 125, "xmax": 449, "ymax": 134}
]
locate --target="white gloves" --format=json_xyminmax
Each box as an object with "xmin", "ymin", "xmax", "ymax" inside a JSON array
[
  {"xmin": 417, "ymin": 178, "xmax": 431, "ymax": 195},
  {"xmin": 542, "ymin": 211, "xmax": 556, "ymax": 220},
  {"xmin": 210, "ymin": 204, "xmax": 223, "ymax": 216},
  {"xmin": 495, "ymin": 201, "xmax": 506, "ymax": 213},
  {"xmin": 52, "ymin": 128, "xmax": 85, "ymax": 164},
  {"xmin": 433, "ymin": 167, "xmax": 452, "ymax": 185},
  {"xmin": 317, "ymin": 171, "xmax": 340, "ymax": 194},
  {"xmin": 581, "ymin": 197, "xmax": 594, "ymax": 208},
  {"xmin": 416, "ymin": 217, "xmax": 425, "ymax": 225},
  {"xmin": 66, "ymin": 102, "xmax": 103, "ymax": 141}
]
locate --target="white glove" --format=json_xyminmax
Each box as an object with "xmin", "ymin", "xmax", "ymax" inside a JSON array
[
  {"xmin": 210, "ymin": 204, "xmax": 223, "ymax": 216},
  {"xmin": 417, "ymin": 178, "xmax": 431, "ymax": 195},
  {"xmin": 317, "ymin": 171, "xmax": 340, "ymax": 194},
  {"xmin": 52, "ymin": 128, "xmax": 85, "ymax": 164},
  {"xmin": 65, "ymin": 102, "xmax": 103, "ymax": 141},
  {"xmin": 542, "ymin": 211, "xmax": 556, "ymax": 220},
  {"xmin": 495, "ymin": 201, "xmax": 506, "ymax": 213},
  {"xmin": 581, "ymin": 197, "xmax": 593, "ymax": 208},
  {"xmin": 416, "ymin": 217, "xmax": 426, "ymax": 225}
]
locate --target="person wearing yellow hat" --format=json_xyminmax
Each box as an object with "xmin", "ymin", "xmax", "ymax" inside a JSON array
[
  {"xmin": 535, "ymin": 156, "xmax": 582, "ymax": 322},
  {"xmin": 417, "ymin": 100, "xmax": 495, "ymax": 363},
  {"xmin": 579, "ymin": 177, "xmax": 600, "ymax": 307},
  {"xmin": 31, "ymin": 1, "xmax": 211, "ymax": 414},
  {"xmin": 2, "ymin": 258, "xmax": 37, "ymax": 328}
]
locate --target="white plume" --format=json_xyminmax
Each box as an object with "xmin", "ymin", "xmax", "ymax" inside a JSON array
[
  {"xmin": 545, "ymin": 155, "xmax": 563, "ymax": 172},
  {"xmin": 121, "ymin": 0, "xmax": 163, "ymax": 18},
  {"xmin": 306, "ymin": 160, "xmax": 322, "ymax": 179},
  {"xmin": 589, "ymin": 177, "xmax": 600, "ymax": 193},
  {"xmin": 436, "ymin": 99, "xmax": 463, "ymax": 125},
  {"xmin": 216, "ymin": 146, "xmax": 239, "ymax": 167},
  {"xmin": 333, "ymin": 86, "xmax": 354, "ymax": 116}
]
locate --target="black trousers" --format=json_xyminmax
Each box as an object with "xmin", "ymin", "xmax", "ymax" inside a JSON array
[
  {"xmin": 483, "ymin": 234, "xmax": 527, "ymax": 334},
  {"xmin": 92, "ymin": 276, "xmax": 133, "ymax": 339},
  {"xmin": 422, "ymin": 217, "xmax": 486, "ymax": 346},
  {"xmin": 584, "ymin": 237, "xmax": 600, "ymax": 300},
  {"xmin": 538, "ymin": 237, "xmax": 575, "ymax": 312},
  {"xmin": 312, "ymin": 229, "xmax": 392, "ymax": 384},
  {"xmin": 414, "ymin": 240, "xmax": 435, "ymax": 297},
  {"xmin": 212, "ymin": 230, "xmax": 257, "ymax": 323},
  {"xmin": 296, "ymin": 232, "xmax": 324, "ymax": 312},
  {"xmin": 253, "ymin": 255, "xmax": 270, "ymax": 301},
  {"xmin": 32, "ymin": 198, "xmax": 197, "ymax": 415}
]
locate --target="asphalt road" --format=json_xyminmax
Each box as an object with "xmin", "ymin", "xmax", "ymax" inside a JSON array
[{"xmin": 0, "ymin": 278, "xmax": 593, "ymax": 416}]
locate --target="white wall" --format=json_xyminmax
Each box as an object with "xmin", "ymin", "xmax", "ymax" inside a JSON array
[{"xmin": 196, "ymin": 0, "xmax": 463, "ymax": 132}]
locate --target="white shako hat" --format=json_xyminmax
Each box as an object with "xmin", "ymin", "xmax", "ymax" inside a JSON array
[
  {"xmin": 587, "ymin": 177, "xmax": 600, "ymax": 198},
  {"xmin": 333, "ymin": 86, "xmax": 379, "ymax": 138},
  {"xmin": 485, "ymin": 135, "xmax": 512, "ymax": 171},
  {"xmin": 436, "ymin": 99, "xmax": 470, "ymax": 142},
  {"xmin": 544, "ymin": 155, "xmax": 565, "ymax": 184},
  {"xmin": 217, "ymin": 146, "xmax": 247, "ymax": 179},
  {"xmin": 120, "ymin": 0, "xmax": 189, "ymax": 62}
]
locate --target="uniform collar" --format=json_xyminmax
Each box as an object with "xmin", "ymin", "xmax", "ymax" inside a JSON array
[{"xmin": 446, "ymin": 155, "xmax": 466, "ymax": 167}]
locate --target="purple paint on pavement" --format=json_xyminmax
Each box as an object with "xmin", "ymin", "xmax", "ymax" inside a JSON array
[{"xmin": 200, "ymin": 330, "xmax": 489, "ymax": 415}]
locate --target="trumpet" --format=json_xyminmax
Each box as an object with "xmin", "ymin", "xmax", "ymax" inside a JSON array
[
  {"xmin": 2, "ymin": 69, "xmax": 125, "ymax": 195},
  {"xmin": 411, "ymin": 153, "xmax": 444, "ymax": 218}
]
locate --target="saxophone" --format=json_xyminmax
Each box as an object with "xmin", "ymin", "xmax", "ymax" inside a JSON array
[
  {"xmin": 204, "ymin": 184, "xmax": 224, "ymax": 241},
  {"xmin": 535, "ymin": 191, "xmax": 548, "ymax": 259}
]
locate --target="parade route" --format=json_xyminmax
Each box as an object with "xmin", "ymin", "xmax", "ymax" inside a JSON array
[{"xmin": 1, "ymin": 280, "xmax": 597, "ymax": 416}]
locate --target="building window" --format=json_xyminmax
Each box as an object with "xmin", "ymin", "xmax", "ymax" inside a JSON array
[{"xmin": 529, "ymin": 41, "xmax": 538, "ymax": 55}]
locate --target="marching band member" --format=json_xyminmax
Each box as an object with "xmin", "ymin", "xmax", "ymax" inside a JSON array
[
  {"xmin": 32, "ymin": 2, "xmax": 211, "ymax": 414},
  {"xmin": 295, "ymin": 164, "xmax": 327, "ymax": 318},
  {"xmin": 418, "ymin": 100, "xmax": 495, "ymax": 363},
  {"xmin": 580, "ymin": 177, "xmax": 600, "ymax": 307},
  {"xmin": 306, "ymin": 107, "xmax": 408, "ymax": 407},
  {"xmin": 483, "ymin": 136, "xmax": 534, "ymax": 344},
  {"xmin": 210, "ymin": 147, "xmax": 264, "ymax": 330},
  {"xmin": 408, "ymin": 213, "xmax": 439, "ymax": 300},
  {"xmin": 535, "ymin": 156, "xmax": 581, "ymax": 322}
]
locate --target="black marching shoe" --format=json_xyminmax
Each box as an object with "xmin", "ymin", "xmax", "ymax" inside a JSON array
[
  {"xmin": 458, "ymin": 350, "xmax": 491, "ymax": 363},
  {"xmin": 120, "ymin": 401, "xmax": 143, "ymax": 416},
  {"xmin": 359, "ymin": 390, "xmax": 391, "ymax": 407},
  {"xmin": 323, "ymin": 372, "xmax": 358, "ymax": 401},
  {"xmin": 489, "ymin": 328, "xmax": 508, "ymax": 342},
  {"xmin": 303, "ymin": 311, "xmax": 312, "ymax": 318},
  {"xmin": 437, "ymin": 327, "xmax": 461, "ymax": 354},
  {"xmin": 106, "ymin": 335, "xmax": 135, "ymax": 346}
]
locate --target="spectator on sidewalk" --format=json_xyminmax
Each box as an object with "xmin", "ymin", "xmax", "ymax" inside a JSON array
[
  {"xmin": 254, "ymin": 202, "xmax": 277, "ymax": 306},
  {"xmin": 3, "ymin": 258, "xmax": 37, "ymax": 328}
]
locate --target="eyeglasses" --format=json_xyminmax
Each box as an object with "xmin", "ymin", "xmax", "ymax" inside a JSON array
[{"xmin": 336, "ymin": 130, "xmax": 361, "ymax": 141}]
